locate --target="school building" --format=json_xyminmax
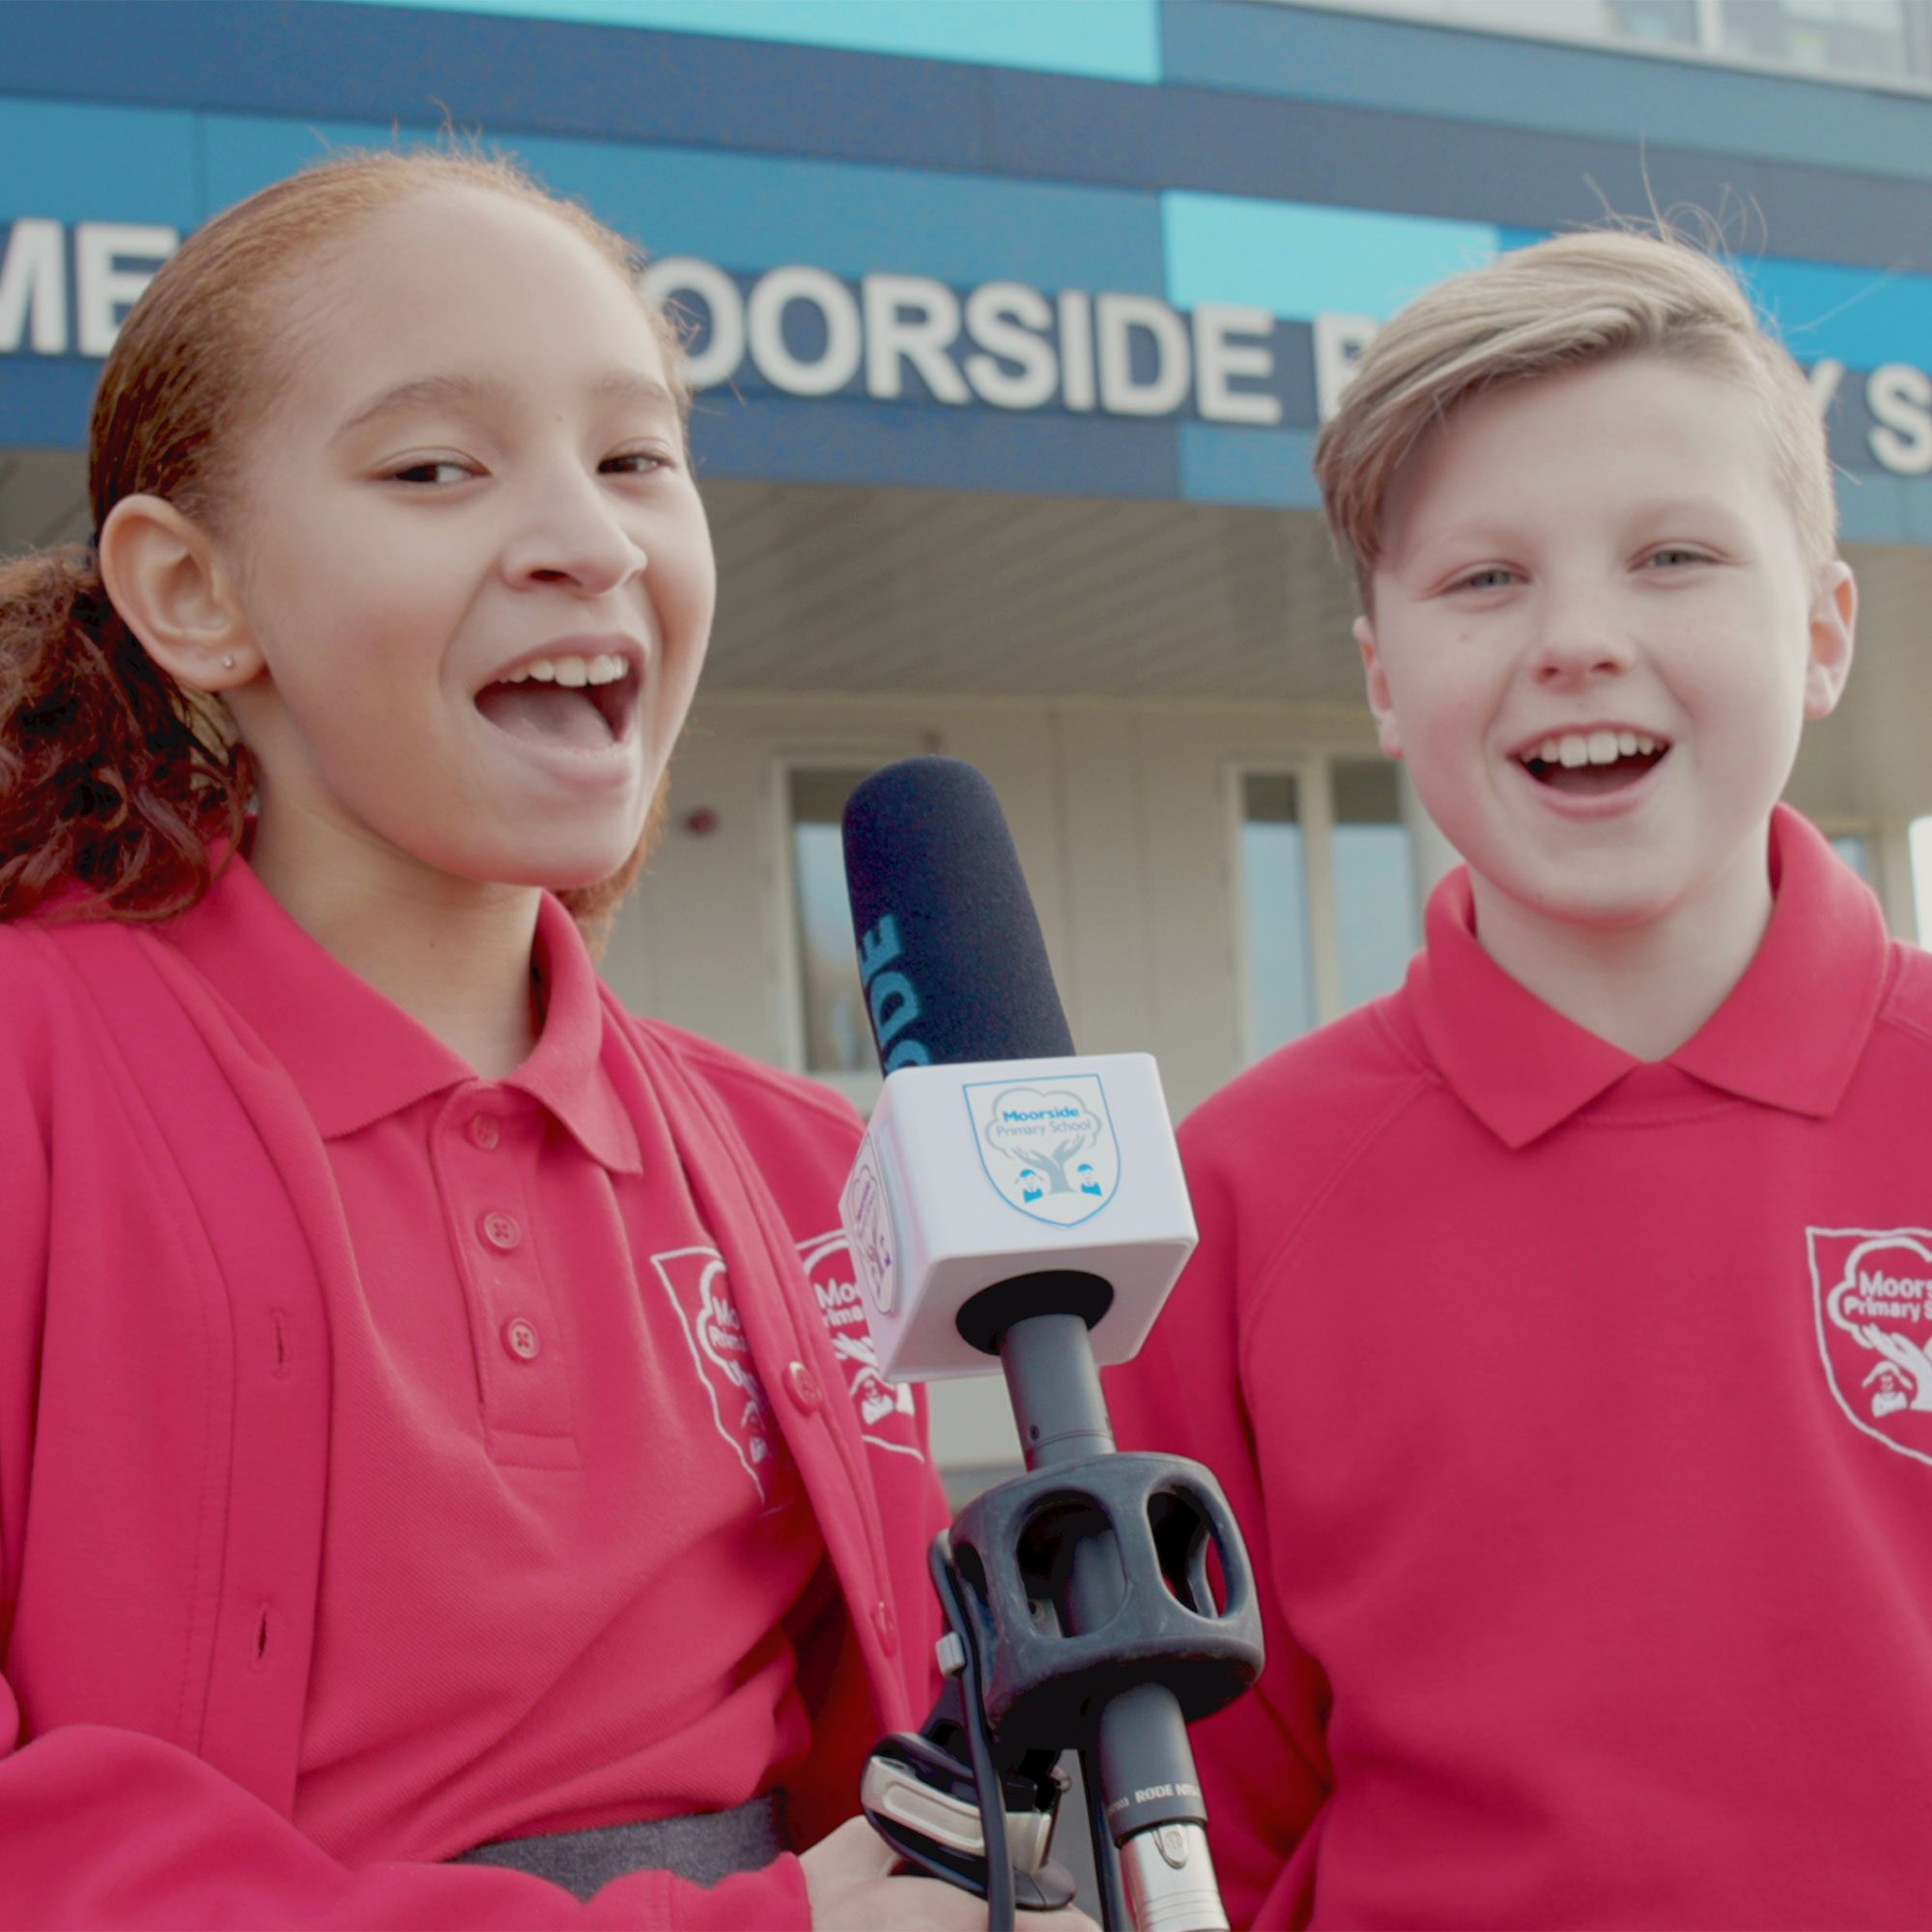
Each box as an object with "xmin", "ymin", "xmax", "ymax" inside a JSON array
[{"xmin": 5, "ymin": 0, "xmax": 1932, "ymax": 1469}]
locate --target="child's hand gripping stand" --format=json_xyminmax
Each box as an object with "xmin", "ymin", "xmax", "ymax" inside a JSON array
[{"xmin": 836, "ymin": 759, "xmax": 1264, "ymax": 1932}]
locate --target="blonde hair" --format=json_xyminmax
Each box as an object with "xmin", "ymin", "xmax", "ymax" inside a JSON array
[
  {"xmin": 1, "ymin": 146, "xmax": 679, "ymax": 935},
  {"xmin": 1313, "ymin": 228, "xmax": 1836, "ymax": 592}
]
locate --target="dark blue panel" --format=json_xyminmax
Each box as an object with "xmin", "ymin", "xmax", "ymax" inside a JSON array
[
  {"xmin": 688, "ymin": 393, "xmax": 1182, "ymax": 499},
  {"xmin": 0, "ymin": 357, "xmax": 97, "ymax": 448},
  {"xmin": 0, "ymin": 0, "xmax": 990, "ymax": 173},
  {"xmin": 985, "ymin": 69, "xmax": 1932, "ymax": 278},
  {"xmin": 7, "ymin": 0, "xmax": 1932, "ymax": 281}
]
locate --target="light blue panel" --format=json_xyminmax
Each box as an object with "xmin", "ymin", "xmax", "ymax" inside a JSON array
[
  {"xmin": 200, "ymin": 115, "xmax": 421, "ymax": 217},
  {"xmin": 320, "ymin": 0, "xmax": 1160, "ymax": 81},
  {"xmin": 1738, "ymin": 257, "xmax": 1932, "ymax": 373},
  {"xmin": 1506, "ymin": 225, "xmax": 1932, "ymax": 374},
  {"xmin": 1164, "ymin": 192, "xmax": 1496, "ymax": 320},
  {"xmin": 0, "ymin": 98, "xmax": 199, "ymax": 224},
  {"xmin": 1838, "ymin": 469, "xmax": 1917, "ymax": 544},
  {"xmin": 199, "ymin": 114, "xmax": 1165, "ymax": 290},
  {"xmin": 1178, "ymin": 423, "xmax": 1320, "ymax": 508},
  {"xmin": 512, "ymin": 134, "xmax": 1165, "ymax": 289},
  {"xmin": 1163, "ymin": 1, "xmax": 1932, "ymax": 185}
]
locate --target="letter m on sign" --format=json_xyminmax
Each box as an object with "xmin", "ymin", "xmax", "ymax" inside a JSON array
[{"xmin": 0, "ymin": 220, "xmax": 67, "ymax": 355}]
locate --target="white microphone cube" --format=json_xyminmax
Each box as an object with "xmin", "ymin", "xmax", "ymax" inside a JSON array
[{"xmin": 838, "ymin": 1053, "xmax": 1198, "ymax": 1382}]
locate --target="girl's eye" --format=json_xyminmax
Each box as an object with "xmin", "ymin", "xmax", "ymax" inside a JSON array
[
  {"xmin": 1644, "ymin": 546, "xmax": 1712, "ymax": 569},
  {"xmin": 1457, "ymin": 565, "xmax": 1517, "ymax": 591},
  {"xmin": 389, "ymin": 459, "xmax": 472, "ymax": 486}
]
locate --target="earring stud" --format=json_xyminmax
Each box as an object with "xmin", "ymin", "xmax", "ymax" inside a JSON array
[{"xmin": 220, "ymin": 655, "xmax": 236, "ymax": 669}]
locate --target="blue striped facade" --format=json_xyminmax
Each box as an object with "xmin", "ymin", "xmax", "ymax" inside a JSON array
[{"xmin": 3, "ymin": 0, "xmax": 1931, "ymax": 540}]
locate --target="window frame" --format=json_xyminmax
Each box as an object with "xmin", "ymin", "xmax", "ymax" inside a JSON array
[
  {"xmin": 1227, "ymin": 748, "xmax": 1420, "ymax": 1065},
  {"xmin": 769, "ymin": 746, "xmax": 925, "ymax": 1107}
]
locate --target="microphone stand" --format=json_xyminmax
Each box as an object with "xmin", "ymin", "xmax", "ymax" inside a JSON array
[{"xmin": 872, "ymin": 1271, "xmax": 1263, "ymax": 1932}]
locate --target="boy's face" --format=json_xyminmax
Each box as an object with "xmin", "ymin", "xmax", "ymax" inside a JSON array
[
  {"xmin": 1357, "ymin": 355, "xmax": 1855, "ymax": 942},
  {"xmin": 217, "ymin": 185, "xmax": 715, "ymax": 899}
]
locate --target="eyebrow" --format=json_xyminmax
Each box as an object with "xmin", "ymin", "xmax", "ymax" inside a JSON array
[{"xmin": 334, "ymin": 367, "xmax": 679, "ymax": 440}]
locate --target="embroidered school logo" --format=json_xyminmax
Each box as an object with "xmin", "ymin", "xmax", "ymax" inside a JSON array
[
  {"xmin": 964, "ymin": 1075, "xmax": 1120, "ymax": 1228},
  {"xmin": 798, "ymin": 1229, "xmax": 922, "ymax": 1459},
  {"xmin": 1810, "ymin": 1227, "xmax": 1932, "ymax": 1465},
  {"xmin": 652, "ymin": 1247, "xmax": 795, "ymax": 1508}
]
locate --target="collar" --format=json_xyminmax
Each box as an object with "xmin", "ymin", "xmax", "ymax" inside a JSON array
[
  {"xmin": 161, "ymin": 855, "xmax": 642, "ymax": 1172},
  {"xmin": 1406, "ymin": 805, "xmax": 1891, "ymax": 1149}
]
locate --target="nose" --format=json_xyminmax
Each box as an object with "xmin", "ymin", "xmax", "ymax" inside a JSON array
[
  {"xmin": 1529, "ymin": 581, "xmax": 1635, "ymax": 687},
  {"xmin": 500, "ymin": 466, "xmax": 646, "ymax": 598}
]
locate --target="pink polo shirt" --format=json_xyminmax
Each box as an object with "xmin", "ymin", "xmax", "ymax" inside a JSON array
[
  {"xmin": 161, "ymin": 864, "xmax": 822, "ymax": 1868},
  {"xmin": 1108, "ymin": 807, "xmax": 1932, "ymax": 1928}
]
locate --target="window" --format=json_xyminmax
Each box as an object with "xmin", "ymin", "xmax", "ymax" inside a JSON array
[
  {"xmin": 1297, "ymin": 0, "xmax": 1932, "ymax": 86},
  {"xmin": 1236, "ymin": 756, "xmax": 1421, "ymax": 1062},
  {"xmin": 1238, "ymin": 774, "xmax": 1319, "ymax": 1057},
  {"xmin": 1830, "ymin": 832, "xmax": 1871, "ymax": 880},
  {"xmin": 1913, "ymin": 817, "xmax": 1932, "ymax": 947},
  {"xmin": 787, "ymin": 768, "xmax": 877, "ymax": 1077},
  {"xmin": 1331, "ymin": 760, "xmax": 1418, "ymax": 1011}
]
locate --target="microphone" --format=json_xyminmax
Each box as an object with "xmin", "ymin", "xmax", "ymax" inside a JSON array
[
  {"xmin": 840, "ymin": 758, "xmax": 1260, "ymax": 1932},
  {"xmin": 838, "ymin": 757, "xmax": 1197, "ymax": 1383}
]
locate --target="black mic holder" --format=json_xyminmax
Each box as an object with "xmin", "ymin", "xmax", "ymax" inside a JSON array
[{"xmin": 864, "ymin": 1273, "xmax": 1264, "ymax": 1932}]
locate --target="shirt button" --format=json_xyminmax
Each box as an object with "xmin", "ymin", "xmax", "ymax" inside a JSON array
[
  {"xmin": 785, "ymin": 1361, "xmax": 825, "ymax": 1412},
  {"xmin": 872, "ymin": 1601, "xmax": 898, "ymax": 1655},
  {"xmin": 479, "ymin": 1210, "xmax": 522, "ymax": 1252},
  {"xmin": 469, "ymin": 1114, "xmax": 501, "ymax": 1151},
  {"xmin": 503, "ymin": 1317, "xmax": 542, "ymax": 1362}
]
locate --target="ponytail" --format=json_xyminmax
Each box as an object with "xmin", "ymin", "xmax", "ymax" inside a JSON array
[{"xmin": 0, "ymin": 541, "xmax": 249, "ymax": 923}]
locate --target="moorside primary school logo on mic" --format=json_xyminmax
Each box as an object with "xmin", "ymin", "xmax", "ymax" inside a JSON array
[
  {"xmin": 966, "ymin": 1077, "xmax": 1121, "ymax": 1228},
  {"xmin": 1812, "ymin": 1228, "xmax": 1932, "ymax": 1465}
]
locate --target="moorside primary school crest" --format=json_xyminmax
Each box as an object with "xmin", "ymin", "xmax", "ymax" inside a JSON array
[
  {"xmin": 965, "ymin": 1075, "xmax": 1121, "ymax": 1228},
  {"xmin": 1811, "ymin": 1227, "xmax": 1932, "ymax": 1465}
]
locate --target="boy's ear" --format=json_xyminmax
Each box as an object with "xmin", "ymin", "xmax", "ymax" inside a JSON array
[
  {"xmin": 98, "ymin": 495, "xmax": 258, "ymax": 695},
  {"xmin": 1355, "ymin": 613, "xmax": 1405, "ymax": 758},
  {"xmin": 1802, "ymin": 560, "xmax": 1858, "ymax": 721}
]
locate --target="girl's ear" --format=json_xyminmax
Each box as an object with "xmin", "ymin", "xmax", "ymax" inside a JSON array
[
  {"xmin": 98, "ymin": 495, "xmax": 257, "ymax": 694},
  {"xmin": 1355, "ymin": 612, "xmax": 1405, "ymax": 759}
]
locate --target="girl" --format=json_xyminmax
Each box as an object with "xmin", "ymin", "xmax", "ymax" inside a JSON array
[{"xmin": 0, "ymin": 148, "xmax": 1050, "ymax": 1931}]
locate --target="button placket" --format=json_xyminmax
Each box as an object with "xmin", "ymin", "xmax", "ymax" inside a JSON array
[{"xmin": 431, "ymin": 1088, "xmax": 578, "ymax": 1460}]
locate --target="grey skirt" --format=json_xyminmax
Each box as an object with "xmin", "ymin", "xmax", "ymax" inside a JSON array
[{"xmin": 453, "ymin": 1793, "xmax": 786, "ymax": 1901}]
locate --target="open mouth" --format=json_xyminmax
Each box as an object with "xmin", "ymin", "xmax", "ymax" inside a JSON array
[
  {"xmin": 1518, "ymin": 729, "xmax": 1668, "ymax": 796},
  {"xmin": 474, "ymin": 652, "xmax": 637, "ymax": 751}
]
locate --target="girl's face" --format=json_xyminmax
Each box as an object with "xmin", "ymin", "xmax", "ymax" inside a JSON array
[{"xmin": 219, "ymin": 185, "xmax": 715, "ymax": 898}]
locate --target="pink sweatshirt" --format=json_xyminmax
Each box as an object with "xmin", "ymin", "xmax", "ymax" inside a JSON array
[
  {"xmin": 0, "ymin": 870, "xmax": 947, "ymax": 1928},
  {"xmin": 1108, "ymin": 808, "xmax": 1932, "ymax": 1928}
]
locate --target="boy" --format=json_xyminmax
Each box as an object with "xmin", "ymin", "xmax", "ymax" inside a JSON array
[{"xmin": 1104, "ymin": 230, "xmax": 1932, "ymax": 1928}]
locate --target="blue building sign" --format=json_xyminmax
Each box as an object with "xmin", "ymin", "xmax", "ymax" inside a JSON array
[{"xmin": 4, "ymin": 0, "xmax": 1932, "ymax": 539}]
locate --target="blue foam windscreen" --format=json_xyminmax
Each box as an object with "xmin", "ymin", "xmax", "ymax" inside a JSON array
[{"xmin": 841, "ymin": 757, "xmax": 1076, "ymax": 1071}]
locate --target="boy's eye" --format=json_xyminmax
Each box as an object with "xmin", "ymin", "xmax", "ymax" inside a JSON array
[
  {"xmin": 1457, "ymin": 565, "xmax": 1517, "ymax": 591},
  {"xmin": 1644, "ymin": 545, "xmax": 1711, "ymax": 569},
  {"xmin": 389, "ymin": 459, "xmax": 472, "ymax": 485},
  {"xmin": 601, "ymin": 449, "xmax": 669, "ymax": 476}
]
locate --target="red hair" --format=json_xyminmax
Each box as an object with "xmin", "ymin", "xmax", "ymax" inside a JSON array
[{"xmin": 0, "ymin": 147, "xmax": 680, "ymax": 935}]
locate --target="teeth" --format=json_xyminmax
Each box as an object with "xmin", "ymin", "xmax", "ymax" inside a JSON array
[
  {"xmin": 499, "ymin": 653, "xmax": 629, "ymax": 687},
  {"xmin": 1526, "ymin": 729, "xmax": 1665, "ymax": 768}
]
